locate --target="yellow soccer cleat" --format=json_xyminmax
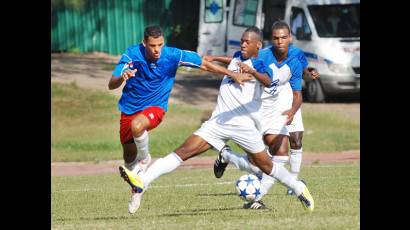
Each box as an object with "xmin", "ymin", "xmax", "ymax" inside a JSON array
[
  {"xmin": 119, "ymin": 165, "xmax": 144, "ymax": 193},
  {"xmin": 297, "ymin": 186, "xmax": 314, "ymax": 212}
]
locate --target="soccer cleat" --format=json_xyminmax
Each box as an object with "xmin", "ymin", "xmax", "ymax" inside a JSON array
[
  {"xmin": 297, "ymin": 184, "xmax": 314, "ymax": 212},
  {"xmin": 119, "ymin": 165, "xmax": 144, "ymax": 193},
  {"xmin": 137, "ymin": 153, "xmax": 151, "ymax": 172},
  {"xmin": 287, "ymin": 179, "xmax": 306, "ymax": 196},
  {"xmin": 213, "ymin": 146, "xmax": 230, "ymax": 178},
  {"xmin": 243, "ymin": 200, "xmax": 267, "ymax": 210},
  {"xmin": 128, "ymin": 189, "xmax": 145, "ymax": 214}
]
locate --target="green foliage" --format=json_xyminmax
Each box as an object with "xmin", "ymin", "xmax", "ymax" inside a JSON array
[{"xmin": 51, "ymin": 163, "xmax": 360, "ymax": 229}]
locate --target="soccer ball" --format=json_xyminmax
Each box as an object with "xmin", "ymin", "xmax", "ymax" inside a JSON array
[{"xmin": 235, "ymin": 174, "xmax": 262, "ymax": 201}]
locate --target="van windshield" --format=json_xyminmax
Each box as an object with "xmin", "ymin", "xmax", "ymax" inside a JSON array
[{"xmin": 308, "ymin": 4, "xmax": 360, "ymax": 38}]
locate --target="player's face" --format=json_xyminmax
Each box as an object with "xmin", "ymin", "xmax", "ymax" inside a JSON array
[
  {"xmin": 240, "ymin": 32, "xmax": 261, "ymax": 59},
  {"xmin": 143, "ymin": 36, "xmax": 164, "ymax": 61},
  {"xmin": 271, "ymin": 28, "xmax": 291, "ymax": 55}
]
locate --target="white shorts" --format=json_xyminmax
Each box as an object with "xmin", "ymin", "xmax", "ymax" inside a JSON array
[
  {"xmin": 261, "ymin": 91, "xmax": 293, "ymax": 136},
  {"xmin": 287, "ymin": 108, "xmax": 304, "ymax": 133},
  {"xmin": 193, "ymin": 119, "xmax": 266, "ymax": 154}
]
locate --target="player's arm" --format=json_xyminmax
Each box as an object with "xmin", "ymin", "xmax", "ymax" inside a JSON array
[
  {"xmin": 287, "ymin": 90, "xmax": 303, "ymax": 124},
  {"xmin": 108, "ymin": 50, "xmax": 137, "ymax": 90},
  {"xmin": 237, "ymin": 62, "xmax": 271, "ymax": 87},
  {"xmin": 200, "ymin": 59, "xmax": 252, "ymax": 85},
  {"xmin": 177, "ymin": 50, "xmax": 252, "ymax": 85},
  {"xmin": 283, "ymin": 62, "xmax": 303, "ymax": 124},
  {"xmin": 203, "ymin": 55, "xmax": 233, "ymax": 64},
  {"xmin": 108, "ymin": 69, "xmax": 137, "ymax": 90}
]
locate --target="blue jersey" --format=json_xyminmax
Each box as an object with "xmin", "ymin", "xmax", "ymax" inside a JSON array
[
  {"xmin": 112, "ymin": 44, "xmax": 202, "ymax": 114},
  {"xmin": 258, "ymin": 46, "xmax": 303, "ymax": 91},
  {"xmin": 288, "ymin": 44, "xmax": 308, "ymax": 69}
]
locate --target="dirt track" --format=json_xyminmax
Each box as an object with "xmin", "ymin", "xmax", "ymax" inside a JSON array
[
  {"xmin": 51, "ymin": 53, "xmax": 360, "ymax": 177},
  {"xmin": 51, "ymin": 151, "xmax": 359, "ymax": 176}
]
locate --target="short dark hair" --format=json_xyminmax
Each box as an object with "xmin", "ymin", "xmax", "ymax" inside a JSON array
[
  {"xmin": 244, "ymin": 26, "xmax": 263, "ymax": 42},
  {"xmin": 144, "ymin": 25, "xmax": 163, "ymax": 40},
  {"xmin": 271, "ymin": 20, "xmax": 291, "ymax": 34}
]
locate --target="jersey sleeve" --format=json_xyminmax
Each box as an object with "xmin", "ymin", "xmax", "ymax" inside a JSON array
[
  {"xmin": 289, "ymin": 60, "xmax": 303, "ymax": 91},
  {"xmin": 251, "ymin": 58, "xmax": 273, "ymax": 79},
  {"xmin": 297, "ymin": 51, "xmax": 308, "ymax": 69},
  {"xmin": 178, "ymin": 50, "xmax": 202, "ymax": 68},
  {"xmin": 112, "ymin": 48, "xmax": 134, "ymax": 77}
]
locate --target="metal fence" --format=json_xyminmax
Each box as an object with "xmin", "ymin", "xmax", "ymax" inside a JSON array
[{"xmin": 51, "ymin": 0, "xmax": 199, "ymax": 55}]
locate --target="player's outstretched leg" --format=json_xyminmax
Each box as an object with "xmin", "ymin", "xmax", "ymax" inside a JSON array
[
  {"xmin": 215, "ymin": 146, "xmax": 263, "ymax": 178},
  {"xmin": 249, "ymin": 152, "xmax": 314, "ymax": 212}
]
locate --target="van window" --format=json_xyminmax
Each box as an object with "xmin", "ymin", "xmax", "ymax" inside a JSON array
[
  {"xmin": 233, "ymin": 0, "xmax": 258, "ymax": 27},
  {"xmin": 308, "ymin": 4, "xmax": 360, "ymax": 37},
  {"xmin": 290, "ymin": 7, "xmax": 312, "ymax": 40},
  {"xmin": 205, "ymin": 0, "xmax": 224, "ymax": 23}
]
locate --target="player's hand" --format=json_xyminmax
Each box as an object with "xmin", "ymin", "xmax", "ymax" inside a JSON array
[
  {"xmin": 122, "ymin": 69, "xmax": 137, "ymax": 81},
  {"xmin": 307, "ymin": 67, "xmax": 320, "ymax": 80},
  {"xmin": 237, "ymin": 61, "xmax": 256, "ymax": 74},
  {"xmin": 230, "ymin": 72, "xmax": 253, "ymax": 85},
  {"xmin": 282, "ymin": 109, "xmax": 295, "ymax": 125}
]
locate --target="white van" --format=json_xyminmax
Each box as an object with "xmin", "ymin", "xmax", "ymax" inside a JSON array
[{"xmin": 197, "ymin": 0, "xmax": 360, "ymax": 102}]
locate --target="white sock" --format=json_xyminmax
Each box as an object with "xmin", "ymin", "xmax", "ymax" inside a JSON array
[
  {"xmin": 259, "ymin": 156, "xmax": 288, "ymax": 198},
  {"xmin": 269, "ymin": 162, "xmax": 305, "ymax": 196},
  {"xmin": 221, "ymin": 148, "xmax": 262, "ymax": 176},
  {"xmin": 259, "ymin": 173, "xmax": 276, "ymax": 198},
  {"xmin": 134, "ymin": 130, "xmax": 149, "ymax": 161},
  {"xmin": 289, "ymin": 148, "xmax": 303, "ymax": 180},
  {"xmin": 140, "ymin": 152, "xmax": 182, "ymax": 188},
  {"xmin": 124, "ymin": 156, "xmax": 138, "ymax": 171}
]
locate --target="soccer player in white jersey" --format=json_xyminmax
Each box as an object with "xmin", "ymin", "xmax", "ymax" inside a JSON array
[
  {"xmin": 212, "ymin": 21, "xmax": 312, "ymax": 209},
  {"xmin": 118, "ymin": 26, "xmax": 314, "ymax": 214}
]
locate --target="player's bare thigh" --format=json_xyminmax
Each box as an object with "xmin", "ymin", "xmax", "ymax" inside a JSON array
[
  {"xmin": 174, "ymin": 134, "xmax": 213, "ymax": 161},
  {"xmin": 264, "ymin": 134, "xmax": 289, "ymax": 156}
]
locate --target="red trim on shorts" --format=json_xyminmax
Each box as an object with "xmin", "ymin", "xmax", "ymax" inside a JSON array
[{"xmin": 119, "ymin": 106, "xmax": 165, "ymax": 144}]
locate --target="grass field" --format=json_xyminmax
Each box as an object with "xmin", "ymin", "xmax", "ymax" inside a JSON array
[
  {"xmin": 51, "ymin": 163, "xmax": 359, "ymax": 229},
  {"xmin": 51, "ymin": 82, "xmax": 359, "ymax": 162}
]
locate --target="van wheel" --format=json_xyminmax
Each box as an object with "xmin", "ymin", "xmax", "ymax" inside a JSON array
[{"xmin": 306, "ymin": 80, "xmax": 325, "ymax": 102}]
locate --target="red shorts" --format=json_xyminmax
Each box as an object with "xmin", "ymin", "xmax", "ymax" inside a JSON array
[{"xmin": 120, "ymin": 106, "xmax": 165, "ymax": 144}]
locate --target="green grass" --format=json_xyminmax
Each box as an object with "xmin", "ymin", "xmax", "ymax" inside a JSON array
[
  {"xmin": 51, "ymin": 163, "xmax": 360, "ymax": 229},
  {"xmin": 51, "ymin": 82, "xmax": 359, "ymax": 162},
  {"xmin": 300, "ymin": 107, "xmax": 360, "ymax": 152}
]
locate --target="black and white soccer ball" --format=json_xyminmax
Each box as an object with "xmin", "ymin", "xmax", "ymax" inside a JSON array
[{"xmin": 235, "ymin": 174, "xmax": 262, "ymax": 201}]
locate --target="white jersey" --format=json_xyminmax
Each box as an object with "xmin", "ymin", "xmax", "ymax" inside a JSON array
[
  {"xmin": 208, "ymin": 56, "xmax": 266, "ymax": 131},
  {"xmin": 257, "ymin": 47, "xmax": 304, "ymax": 135}
]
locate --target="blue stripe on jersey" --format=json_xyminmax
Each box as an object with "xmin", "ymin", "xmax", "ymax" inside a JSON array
[{"xmin": 112, "ymin": 44, "xmax": 202, "ymax": 114}]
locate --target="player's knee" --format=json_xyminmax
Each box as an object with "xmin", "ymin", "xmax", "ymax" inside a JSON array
[
  {"xmin": 290, "ymin": 139, "xmax": 302, "ymax": 150},
  {"xmin": 131, "ymin": 120, "xmax": 146, "ymax": 137}
]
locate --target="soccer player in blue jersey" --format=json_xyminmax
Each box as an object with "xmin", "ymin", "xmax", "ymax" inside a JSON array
[{"xmin": 108, "ymin": 25, "xmax": 252, "ymax": 212}]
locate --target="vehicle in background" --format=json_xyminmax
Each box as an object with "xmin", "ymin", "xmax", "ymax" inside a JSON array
[{"xmin": 197, "ymin": 0, "xmax": 360, "ymax": 102}]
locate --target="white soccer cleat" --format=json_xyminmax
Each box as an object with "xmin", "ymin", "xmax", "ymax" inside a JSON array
[
  {"xmin": 128, "ymin": 189, "xmax": 145, "ymax": 214},
  {"xmin": 137, "ymin": 154, "xmax": 152, "ymax": 172}
]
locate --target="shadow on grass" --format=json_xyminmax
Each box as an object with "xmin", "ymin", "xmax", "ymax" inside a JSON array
[
  {"xmin": 55, "ymin": 215, "xmax": 133, "ymax": 221},
  {"xmin": 160, "ymin": 206, "xmax": 249, "ymax": 217},
  {"xmin": 197, "ymin": 192, "xmax": 237, "ymax": 197}
]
